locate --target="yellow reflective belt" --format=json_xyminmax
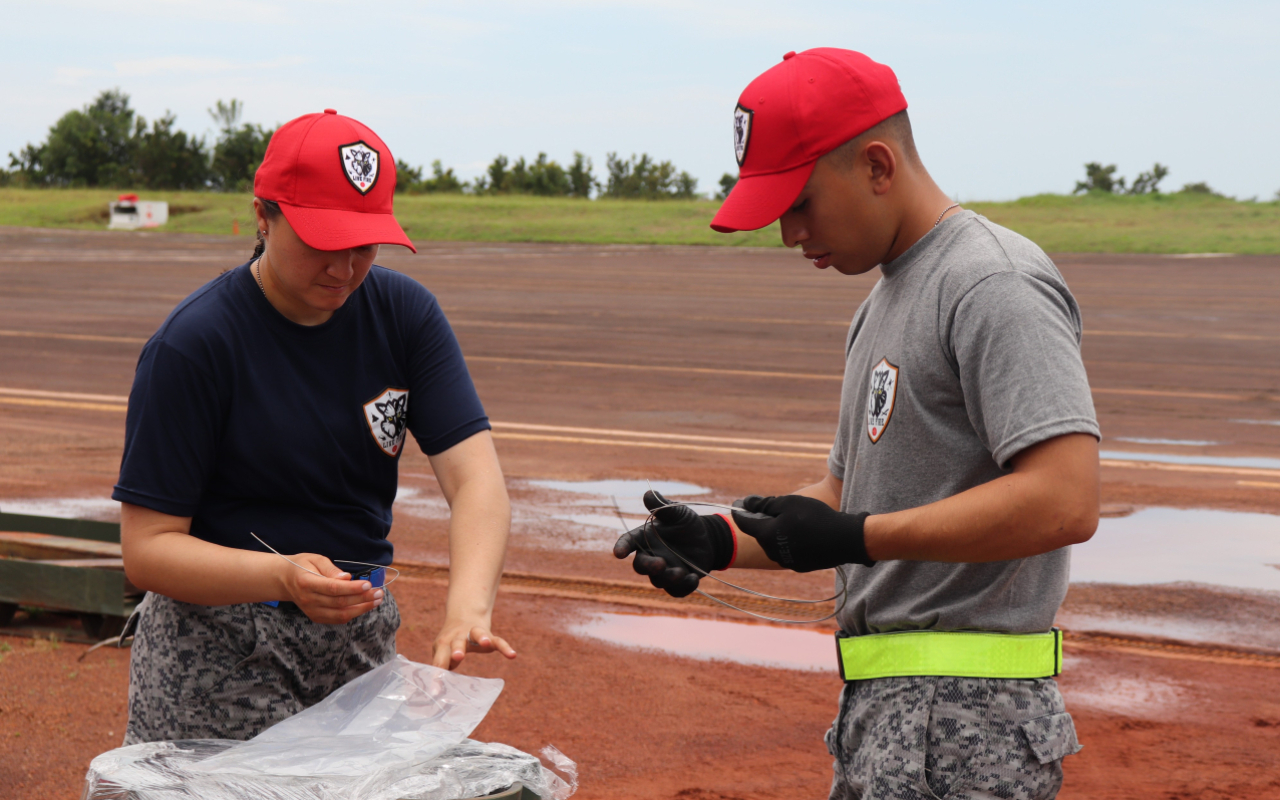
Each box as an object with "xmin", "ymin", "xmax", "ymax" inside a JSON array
[{"xmin": 836, "ymin": 629, "xmax": 1063, "ymax": 681}]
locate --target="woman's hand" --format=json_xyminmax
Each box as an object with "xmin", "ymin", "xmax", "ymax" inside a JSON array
[
  {"xmin": 279, "ymin": 553, "xmax": 384, "ymax": 625},
  {"xmin": 431, "ymin": 616, "xmax": 516, "ymax": 671}
]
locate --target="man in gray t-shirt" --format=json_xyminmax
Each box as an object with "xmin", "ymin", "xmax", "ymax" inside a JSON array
[{"xmin": 614, "ymin": 49, "xmax": 1100, "ymax": 800}]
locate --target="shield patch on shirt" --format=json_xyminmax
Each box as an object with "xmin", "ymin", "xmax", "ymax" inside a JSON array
[
  {"xmin": 733, "ymin": 104, "xmax": 753, "ymax": 167},
  {"xmin": 339, "ymin": 141, "xmax": 381, "ymax": 195},
  {"xmin": 363, "ymin": 388, "xmax": 409, "ymax": 456},
  {"xmin": 866, "ymin": 358, "xmax": 899, "ymax": 444}
]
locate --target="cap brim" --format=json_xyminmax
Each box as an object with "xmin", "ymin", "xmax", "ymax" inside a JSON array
[
  {"xmin": 277, "ymin": 203, "xmax": 417, "ymax": 254},
  {"xmin": 710, "ymin": 161, "xmax": 817, "ymax": 233}
]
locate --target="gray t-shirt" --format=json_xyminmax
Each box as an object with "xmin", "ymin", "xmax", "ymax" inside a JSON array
[{"xmin": 829, "ymin": 211, "xmax": 1099, "ymax": 636}]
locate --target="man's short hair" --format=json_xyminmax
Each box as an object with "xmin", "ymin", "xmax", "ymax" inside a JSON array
[{"xmin": 823, "ymin": 109, "xmax": 921, "ymax": 170}]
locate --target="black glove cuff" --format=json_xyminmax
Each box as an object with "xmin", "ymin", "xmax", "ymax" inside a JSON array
[
  {"xmin": 838, "ymin": 512, "xmax": 875, "ymax": 569},
  {"xmin": 704, "ymin": 513, "xmax": 735, "ymax": 572}
]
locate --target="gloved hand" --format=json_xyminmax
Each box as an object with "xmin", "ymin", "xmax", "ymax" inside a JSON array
[
  {"xmin": 612, "ymin": 490, "xmax": 736, "ymax": 598},
  {"xmin": 730, "ymin": 494, "xmax": 874, "ymax": 573}
]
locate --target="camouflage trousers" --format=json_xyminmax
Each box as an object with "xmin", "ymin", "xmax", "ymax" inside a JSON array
[
  {"xmin": 826, "ymin": 676, "xmax": 1081, "ymax": 800},
  {"xmin": 123, "ymin": 591, "xmax": 400, "ymax": 745}
]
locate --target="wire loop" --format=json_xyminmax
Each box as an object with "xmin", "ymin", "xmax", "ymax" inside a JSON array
[
  {"xmin": 251, "ymin": 532, "xmax": 400, "ymax": 588},
  {"xmin": 612, "ymin": 491, "xmax": 849, "ymax": 625}
]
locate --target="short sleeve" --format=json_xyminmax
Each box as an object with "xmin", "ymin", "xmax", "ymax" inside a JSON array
[
  {"xmin": 951, "ymin": 271, "xmax": 1099, "ymax": 467},
  {"xmin": 404, "ymin": 297, "xmax": 491, "ymax": 455},
  {"xmin": 828, "ymin": 305, "xmax": 868, "ymax": 481},
  {"xmin": 113, "ymin": 340, "xmax": 224, "ymax": 516}
]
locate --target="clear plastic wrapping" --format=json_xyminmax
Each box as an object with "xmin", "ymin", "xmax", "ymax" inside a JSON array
[{"xmin": 82, "ymin": 656, "xmax": 577, "ymax": 800}]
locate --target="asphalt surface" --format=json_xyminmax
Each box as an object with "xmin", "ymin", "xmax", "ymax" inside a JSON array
[{"xmin": 3, "ymin": 227, "xmax": 1280, "ymax": 799}]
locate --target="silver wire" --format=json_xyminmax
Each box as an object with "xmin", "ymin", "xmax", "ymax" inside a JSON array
[
  {"xmin": 250, "ymin": 532, "xmax": 400, "ymax": 587},
  {"xmin": 612, "ymin": 492, "xmax": 848, "ymax": 624}
]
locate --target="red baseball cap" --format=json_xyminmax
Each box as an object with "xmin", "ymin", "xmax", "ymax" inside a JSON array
[
  {"xmin": 254, "ymin": 109, "xmax": 416, "ymax": 253},
  {"xmin": 710, "ymin": 49, "xmax": 908, "ymax": 234}
]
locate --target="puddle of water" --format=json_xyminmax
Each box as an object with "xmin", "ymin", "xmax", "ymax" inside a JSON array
[
  {"xmin": 0, "ymin": 497, "xmax": 119, "ymax": 521},
  {"xmin": 1055, "ymin": 608, "xmax": 1280, "ymax": 651},
  {"xmin": 1100, "ymin": 450, "xmax": 1280, "ymax": 471},
  {"xmin": 394, "ymin": 477, "xmax": 717, "ymax": 552},
  {"xmin": 393, "ymin": 486, "xmax": 451, "ymax": 520},
  {"xmin": 1062, "ymin": 655, "xmax": 1187, "ymax": 718},
  {"xmin": 1071, "ymin": 507, "xmax": 1280, "ymax": 592},
  {"xmin": 1113, "ymin": 437, "xmax": 1219, "ymax": 447},
  {"xmin": 568, "ymin": 612, "xmax": 837, "ymax": 672}
]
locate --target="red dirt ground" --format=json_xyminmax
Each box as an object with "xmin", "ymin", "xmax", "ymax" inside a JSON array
[{"xmin": 3, "ymin": 228, "xmax": 1280, "ymax": 799}]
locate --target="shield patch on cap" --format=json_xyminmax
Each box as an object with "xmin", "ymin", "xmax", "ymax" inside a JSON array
[
  {"xmin": 339, "ymin": 141, "xmax": 381, "ymax": 195},
  {"xmin": 733, "ymin": 104, "xmax": 753, "ymax": 167}
]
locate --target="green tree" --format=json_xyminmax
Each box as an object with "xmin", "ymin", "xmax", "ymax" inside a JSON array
[
  {"xmin": 716, "ymin": 172, "xmax": 738, "ymax": 200},
  {"xmin": 134, "ymin": 112, "xmax": 210, "ymax": 189},
  {"xmin": 567, "ymin": 152, "xmax": 596, "ymax": 198},
  {"xmin": 423, "ymin": 160, "xmax": 465, "ymax": 193},
  {"xmin": 1179, "ymin": 181, "xmax": 1222, "ymax": 196},
  {"xmin": 1073, "ymin": 162, "xmax": 1124, "ymax": 194},
  {"xmin": 8, "ymin": 89, "xmax": 142, "ymax": 186},
  {"xmin": 603, "ymin": 153, "xmax": 698, "ymax": 199},
  {"xmin": 394, "ymin": 159, "xmax": 424, "ymax": 192},
  {"xmin": 1126, "ymin": 163, "xmax": 1169, "ymax": 195},
  {"xmin": 521, "ymin": 153, "xmax": 569, "ymax": 196},
  {"xmin": 484, "ymin": 155, "xmax": 510, "ymax": 193},
  {"xmin": 208, "ymin": 99, "xmax": 273, "ymax": 192}
]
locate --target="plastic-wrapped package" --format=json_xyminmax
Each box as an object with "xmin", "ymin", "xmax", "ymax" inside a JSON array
[
  {"xmin": 81, "ymin": 656, "xmax": 577, "ymax": 800},
  {"xmin": 194, "ymin": 655, "xmax": 503, "ymax": 777},
  {"xmin": 81, "ymin": 739, "xmax": 576, "ymax": 800}
]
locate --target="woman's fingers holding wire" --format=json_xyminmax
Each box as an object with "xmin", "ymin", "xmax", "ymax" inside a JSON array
[{"xmin": 285, "ymin": 553, "xmax": 384, "ymax": 622}]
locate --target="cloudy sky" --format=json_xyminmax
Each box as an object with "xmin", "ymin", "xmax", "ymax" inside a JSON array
[{"xmin": 5, "ymin": 1, "xmax": 1278, "ymax": 200}]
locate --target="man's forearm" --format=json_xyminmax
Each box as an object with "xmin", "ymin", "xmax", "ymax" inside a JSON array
[{"xmin": 863, "ymin": 433, "xmax": 1100, "ymax": 562}]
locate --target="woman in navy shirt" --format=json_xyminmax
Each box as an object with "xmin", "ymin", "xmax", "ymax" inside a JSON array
[{"xmin": 114, "ymin": 110, "xmax": 514, "ymax": 743}]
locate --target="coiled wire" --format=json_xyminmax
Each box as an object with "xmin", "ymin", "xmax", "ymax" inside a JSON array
[{"xmin": 613, "ymin": 492, "xmax": 849, "ymax": 624}]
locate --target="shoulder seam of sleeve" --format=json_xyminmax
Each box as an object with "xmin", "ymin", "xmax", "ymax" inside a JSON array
[{"xmin": 149, "ymin": 336, "xmax": 219, "ymax": 383}]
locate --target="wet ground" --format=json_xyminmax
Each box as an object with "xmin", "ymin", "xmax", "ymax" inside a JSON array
[{"xmin": 3, "ymin": 229, "xmax": 1280, "ymax": 798}]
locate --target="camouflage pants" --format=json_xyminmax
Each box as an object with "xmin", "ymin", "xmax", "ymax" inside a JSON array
[
  {"xmin": 826, "ymin": 677, "xmax": 1081, "ymax": 800},
  {"xmin": 123, "ymin": 591, "xmax": 400, "ymax": 745}
]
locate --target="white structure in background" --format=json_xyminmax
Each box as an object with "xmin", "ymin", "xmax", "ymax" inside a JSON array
[{"xmin": 108, "ymin": 194, "xmax": 168, "ymax": 230}]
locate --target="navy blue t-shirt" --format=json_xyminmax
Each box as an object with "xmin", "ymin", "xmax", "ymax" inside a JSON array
[{"xmin": 113, "ymin": 263, "xmax": 490, "ymax": 566}]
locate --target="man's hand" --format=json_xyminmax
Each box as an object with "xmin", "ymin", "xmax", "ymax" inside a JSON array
[
  {"xmin": 731, "ymin": 495, "xmax": 874, "ymax": 573},
  {"xmin": 613, "ymin": 490, "xmax": 736, "ymax": 597},
  {"xmin": 431, "ymin": 617, "xmax": 517, "ymax": 671},
  {"xmin": 280, "ymin": 553, "xmax": 384, "ymax": 625}
]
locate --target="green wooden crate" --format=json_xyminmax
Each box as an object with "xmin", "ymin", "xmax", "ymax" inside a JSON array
[{"xmin": 0, "ymin": 511, "xmax": 136, "ymax": 634}]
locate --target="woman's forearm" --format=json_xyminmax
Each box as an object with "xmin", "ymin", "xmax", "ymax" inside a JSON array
[
  {"xmin": 443, "ymin": 472, "xmax": 511, "ymax": 622},
  {"xmin": 121, "ymin": 503, "xmax": 287, "ymax": 605}
]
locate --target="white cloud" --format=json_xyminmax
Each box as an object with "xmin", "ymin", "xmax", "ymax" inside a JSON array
[
  {"xmin": 113, "ymin": 55, "xmax": 307, "ymax": 77},
  {"xmin": 53, "ymin": 66, "xmax": 97, "ymax": 85}
]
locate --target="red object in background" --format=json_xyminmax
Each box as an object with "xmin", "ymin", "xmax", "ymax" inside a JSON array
[
  {"xmin": 711, "ymin": 48, "xmax": 908, "ymax": 233},
  {"xmin": 253, "ymin": 109, "xmax": 415, "ymax": 253},
  {"xmin": 117, "ymin": 194, "xmax": 139, "ymax": 203}
]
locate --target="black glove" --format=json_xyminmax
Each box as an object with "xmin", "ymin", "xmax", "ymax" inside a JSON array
[
  {"xmin": 612, "ymin": 490, "xmax": 736, "ymax": 598},
  {"xmin": 730, "ymin": 494, "xmax": 874, "ymax": 573}
]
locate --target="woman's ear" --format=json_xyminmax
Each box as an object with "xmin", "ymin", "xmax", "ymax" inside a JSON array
[{"xmin": 252, "ymin": 198, "xmax": 271, "ymax": 237}]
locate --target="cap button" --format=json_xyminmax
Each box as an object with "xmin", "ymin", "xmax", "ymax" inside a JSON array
[
  {"xmin": 324, "ymin": 108, "xmax": 337, "ymax": 115},
  {"xmin": 783, "ymin": 51, "xmax": 796, "ymax": 60}
]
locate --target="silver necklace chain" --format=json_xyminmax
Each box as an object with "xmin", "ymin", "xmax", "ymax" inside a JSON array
[
  {"xmin": 934, "ymin": 203, "xmax": 961, "ymax": 227},
  {"xmin": 253, "ymin": 257, "xmax": 268, "ymax": 298}
]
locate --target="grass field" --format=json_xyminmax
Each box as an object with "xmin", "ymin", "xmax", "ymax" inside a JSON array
[{"xmin": 1, "ymin": 187, "xmax": 1277, "ymax": 253}]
